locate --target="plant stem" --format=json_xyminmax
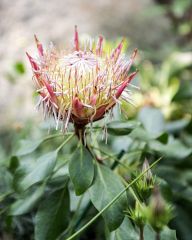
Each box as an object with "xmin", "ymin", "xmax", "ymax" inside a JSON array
[
  {"xmin": 156, "ymin": 232, "xmax": 160, "ymax": 240},
  {"xmin": 139, "ymin": 225, "xmax": 144, "ymax": 240},
  {"xmin": 74, "ymin": 124, "xmax": 102, "ymax": 162},
  {"xmin": 67, "ymin": 195, "xmax": 85, "ymax": 236},
  {"xmin": 72, "ymin": 202, "xmax": 92, "ymax": 231},
  {"xmin": 65, "ymin": 157, "xmax": 162, "ymax": 240},
  {"xmin": 110, "ymin": 150, "xmax": 125, "ymax": 169},
  {"xmin": 74, "ymin": 124, "xmax": 86, "ymax": 145},
  {"xmin": 90, "ymin": 145, "xmax": 141, "ymax": 170}
]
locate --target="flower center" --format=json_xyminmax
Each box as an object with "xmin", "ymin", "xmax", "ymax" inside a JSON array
[{"xmin": 59, "ymin": 51, "xmax": 97, "ymax": 73}]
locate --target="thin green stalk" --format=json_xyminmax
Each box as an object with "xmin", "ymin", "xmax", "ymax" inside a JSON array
[
  {"xmin": 66, "ymin": 157, "xmax": 162, "ymax": 240},
  {"xmin": 90, "ymin": 145, "xmax": 142, "ymax": 170},
  {"xmin": 44, "ymin": 133, "xmax": 63, "ymax": 140},
  {"xmin": 53, "ymin": 159, "xmax": 69, "ymax": 174},
  {"xmin": 45, "ymin": 134, "xmax": 74, "ymax": 182},
  {"xmin": 67, "ymin": 195, "xmax": 85, "ymax": 236},
  {"xmin": 56, "ymin": 195, "xmax": 85, "ymax": 239},
  {"xmin": 56, "ymin": 134, "xmax": 74, "ymax": 152},
  {"xmin": 91, "ymin": 145, "xmax": 143, "ymax": 160},
  {"xmin": 45, "ymin": 132, "xmax": 73, "ymax": 139},
  {"xmin": 43, "ymin": 132, "xmax": 73, "ymax": 143},
  {"xmin": 71, "ymin": 202, "xmax": 92, "ymax": 232},
  {"xmin": 121, "ymin": 177, "xmax": 142, "ymax": 206}
]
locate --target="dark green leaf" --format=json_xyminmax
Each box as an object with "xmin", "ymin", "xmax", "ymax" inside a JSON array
[
  {"xmin": 107, "ymin": 121, "xmax": 141, "ymax": 136},
  {"xmin": 174, "ymin": 205, "xmax": 192, "ymax": 240},
  {"xmin": 89, "ymin": 164, "xmax": 127, "ymax": 231},
  {"xmin": 48, "ymin": 175, "xmax": 69, "ymax": 191},
  {"xmin": 9, "ymin": 156, "xmax": 19, "ymax": 174},
  {"xmin": 35, "ymin": 187, "xmax": 70, "ymax": 240},
  {"xmin": 69, "ymin": 145, "xmax": 94, "ymax": 195},
  {"xmin": 156, "ymin": 132, "xmax": 169, "ymax": 144},
  {"xmin": 9, "ymin": 185, "xmax": 45, "ymax": 215},
  {"xmin": 20, "ymin": 151, "xmax": 58, "ymax": 190}
]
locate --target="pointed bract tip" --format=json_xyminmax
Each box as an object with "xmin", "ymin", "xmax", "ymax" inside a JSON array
[
  {"xmin": 96, "ymin": 35, "xmax": 104, "ymax": 56},
  {"xmin": 117, "ymin": 39, "xmax": 124, "ymax": 50},
  {"xmin": 26, "ymin": 52, "xmax": 35, "ymax": 64},
  {"xmin": 34, "ymin": 34, "xmax": 38, "ymax": 42},
  {"xmin": 26, "ymin": 51, "xmax": 31, "ymax": 58},
  {"xmin": 119, "ymin": 37, "xmax": 125, "ymax": 46},
  {"xmin": 132, "ymin": 48, "xmax": 138, "ymax": 58},
  {"xmin": 128, "ymin": 71, "xmax": 138, "ymax": 82},
  {"xmin": 99, "ymin": 35, "xmax": 103, "ymax": 40},
  {"xmin": 26, "ymin": 52, "xmax": 40, "ymax": 73},
  {"xmin": 34, "ymin": 34, "xmax": 44, "ymax": 56},
  {"xmin": 74, "ymin": 25, "xmax": 79, "ymax": 51}
]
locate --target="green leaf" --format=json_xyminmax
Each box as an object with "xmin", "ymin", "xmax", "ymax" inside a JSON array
[
  {"xmin": 107, "ymin": 121, "xmax": 141, "ymax": 136},
  {"xmin": 20, "ymin": 151, "xmax": 58, "ymax": 190},
  {"xmin": 155, "ymin": 166, "xmax": 187, "ymax": 192},
  {"xmin": 17, "ymin": 139, "xmax": 43, "ymax": 156},
  {"xmin": 114, "ymin": 217, "xmax": 138, "ymax": 240},
  {"xmin": 9, "ymin": 185, "xmax": 45, "ymax": 215},
  {"xmin": 35, "ymin": 187, "xmax": 70, "ymax": 240},
  {"xmin": 138, "ymin": 107, "xmax": 165, "ymax": 136},
  {"xmin": 149, "ymin": 139, "xmax": 192, "ymax": 159},
  {"xmin": 144, "ymin": 225, "xmax": 177, "ymax": 240},
  {"xmin": 174, "ymin": 205, "xmax": 192, "ymax": 240},
  {"xmin": 113, "ymin": 224, "xmax": 177, "ymax": 240},
  {"xmin": 165, "ymin": 119, "xmax": 190, "ymax": 133},
  {"xmin": 174, "ymin": 80, "xmax": 192, "ymax": 101},
  {"xmin": 167, "ymin": 52, "xmax": 192, "ymax": 76},
  {"xmin": 89, "ymin": 164, "xmax": 127, "ymax": 231},
  {"xmin": 129, "ymin": 127, "xmax": 157, "ymax": 142},
  {"xmin": 69, "ymin": 144, "xmax": 94, "ymax": 195}
]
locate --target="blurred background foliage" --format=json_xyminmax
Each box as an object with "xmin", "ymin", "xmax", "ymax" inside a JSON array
[{"xmin": 0, "ymin": 0, "xmax": 192, "ymax": 239}]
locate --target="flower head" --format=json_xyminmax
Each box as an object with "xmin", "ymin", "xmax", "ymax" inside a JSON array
[{"xmin": 27, "ymin": 27, "xmax": 137, "ymax": 130}]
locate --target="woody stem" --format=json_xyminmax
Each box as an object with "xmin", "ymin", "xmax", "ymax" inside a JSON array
[
  {"xmin": 139, "ymin": 225, "xmax": 144, "ymax": 240},
  {"xmin": 74, "ymin": 123, "xmax": 102, "ymax": 163},
  {"xmin": 74, "ymin": 124, "xmax": 86, "ymax": 145},
  {"xmin": 156, "ymin": 232, "xmax": 160, "ymax": 240}
]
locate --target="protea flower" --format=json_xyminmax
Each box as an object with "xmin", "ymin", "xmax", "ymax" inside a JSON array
[{"xmin": 27, "ymin": 27, "xmax": 137, "ymax": 132}]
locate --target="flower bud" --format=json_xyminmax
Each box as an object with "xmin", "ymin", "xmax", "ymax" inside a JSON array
[
  {"xmin": 132, "ymin": 159, "xmax": 155, "ymax": 200},
  {"xmin": 142, "ymin": 159, "xmax": 153, "ymax": 184},
  {"xmin": 27, "ymin": 27, "xmax": 137, "ymax": 131},
  {"xmin": 126, "ymin": 201, "xmax": 146, "ymax": 228},
  {"xmin": 146, "ymin": 186, "xmax": 173, "ymax": 232}
]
